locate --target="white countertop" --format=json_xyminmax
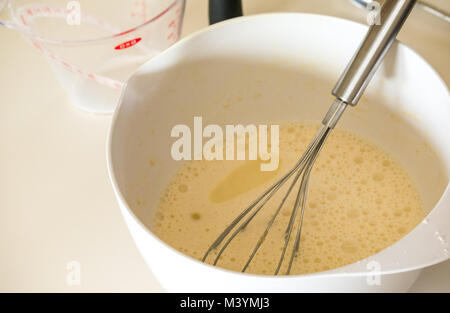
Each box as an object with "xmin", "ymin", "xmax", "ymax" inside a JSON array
[{"xmin": 1, "ymin": 0, "xmax": 449, "ymax": 292}]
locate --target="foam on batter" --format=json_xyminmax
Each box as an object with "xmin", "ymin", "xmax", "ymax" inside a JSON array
[{"xmin": 152, "ymin": 124, "xmax": 425, "ymax": 275}]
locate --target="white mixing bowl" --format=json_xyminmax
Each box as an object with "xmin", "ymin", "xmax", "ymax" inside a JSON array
[{"xmin": 107, "ymin": 13, "xmax": 450, "ymax": 292}]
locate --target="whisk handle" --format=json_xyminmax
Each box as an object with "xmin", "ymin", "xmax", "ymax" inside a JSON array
[{"xmin": 332, "ymin": 0, "xmax": 416, "ymax": 106}]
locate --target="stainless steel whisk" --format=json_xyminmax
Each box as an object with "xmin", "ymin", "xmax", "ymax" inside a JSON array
[{"xmin": 203, "ymin": 0, "xmax": 417, "ymax": 275}]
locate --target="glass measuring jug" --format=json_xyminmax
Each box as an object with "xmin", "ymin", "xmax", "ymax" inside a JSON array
[{"xmin": 0, "ymin": 0, "xmax": 186, "ymax": 114}]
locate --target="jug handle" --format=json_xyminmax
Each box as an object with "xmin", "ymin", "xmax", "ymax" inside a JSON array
[{"xmin": 209, "ymin": 0, "xmax": 243, "ymax": 24}]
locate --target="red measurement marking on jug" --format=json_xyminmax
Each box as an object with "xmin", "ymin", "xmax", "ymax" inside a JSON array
[{"xmin": 115, "ymin": 37, "xmax": 142, "ymax": 50}]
